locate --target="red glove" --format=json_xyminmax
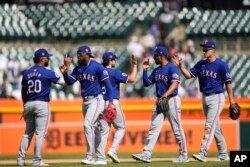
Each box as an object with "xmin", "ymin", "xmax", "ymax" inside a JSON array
[{"xmin": 102, "ymin": 103, "xmax": 117, "ymax": 123}]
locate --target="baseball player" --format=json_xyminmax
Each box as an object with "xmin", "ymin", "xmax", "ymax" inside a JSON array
[
  {"xmin": 131, "ymin": 46, "xmax": 189, "ymax": 163},
  {"xmin": 173, "ymin": 39, "xmax": 235, "ymax": 162},
  {"xmin": 59, "ymin": 45, "xmax": 113, "ymax": 165},
  {"xmin": 17, "ymin": 48, "xmax": 66, "ymax": 166},
  {"xmin": 94, "ymin": 52, "xmax": 137, "ymax": 164}
]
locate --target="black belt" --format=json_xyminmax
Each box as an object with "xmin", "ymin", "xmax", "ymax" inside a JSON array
[
  {"xmin": 203, "ymin": 92, "xmax": 222, "ymax": 96},
  {"xmin": 83, "ymin": 94, "xmax": 98, "ymax": 101}
]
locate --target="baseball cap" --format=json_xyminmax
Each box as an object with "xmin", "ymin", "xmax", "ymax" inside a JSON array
[
  {"xmin": 34, "ymin": 48, "xmax": 52, "ymax": 58},
  {"xmin": 102, "ymin": 52, "xmax": 117, "ymax": 62},
  {"xmin": 153, "ymin": 46, "xmax": 169, "ymax": 56},
  {"xmin": 200, "ymin": 40, "xmax": 216, "ymax": 49},
  {"xmin": 77, "ymin": 45, "xmax": 94, "ymax": 58}
]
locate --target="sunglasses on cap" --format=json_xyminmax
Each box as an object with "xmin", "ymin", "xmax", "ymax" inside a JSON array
[{"xmin": 203, "ymin": 48, "xmax": 213, "ymax": 52}]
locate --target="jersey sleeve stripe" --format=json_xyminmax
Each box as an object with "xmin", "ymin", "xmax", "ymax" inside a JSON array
[
  {"xmin": 101, "ymin": 77, "xmax": 109, "ymax": 81},
  {"xmin": 224, "ymin": 79, "xmax": 232, "ymax": 82},
  {"xmin": 189, "ymin": 71, "xmax": 196, "ymax": 78},
  {"xmin": 68, "ymin": 74, "xmax": 76, "ymax": 80}
]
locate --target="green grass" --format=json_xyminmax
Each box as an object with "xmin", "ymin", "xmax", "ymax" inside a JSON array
[{"xmin": 0, "ymin": 152, "xmax": 230, "ymax": 167}]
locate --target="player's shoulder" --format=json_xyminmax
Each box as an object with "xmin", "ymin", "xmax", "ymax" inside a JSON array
[{"xmin": 215, "ymin": 58, "xmax": 227, "ymax": 64}]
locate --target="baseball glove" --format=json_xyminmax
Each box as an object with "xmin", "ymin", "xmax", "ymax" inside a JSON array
[
  {"xmin": 229, "ymin": 103, "xmax": 240, "ymax": 120},
  {"xmin": 102, "ymin": 103, "xmax": 117, "ymax": 123},
  {"xmin": 156, "ymin": 97, "xmax": 170, "ymax": 116}
]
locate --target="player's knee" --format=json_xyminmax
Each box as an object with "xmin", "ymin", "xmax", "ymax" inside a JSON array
[{"xmin": 204, "ymin": 128, "xmax": 211, "ymax": 139}]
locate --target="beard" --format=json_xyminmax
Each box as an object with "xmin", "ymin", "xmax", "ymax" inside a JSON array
[
  {"xmin": 78, "ymin": 59, "xmax": 84, "ymax": 65},
  {"xmin": 44, "ymin": 62, "xmax": 49, "ymax": 67}
]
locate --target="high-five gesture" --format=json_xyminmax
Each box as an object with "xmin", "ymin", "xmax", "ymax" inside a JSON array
[
  {"xmin": 172, "ymin": 54, "xmax": 183, "ymax": 67},
  {"xmin": 131, "ymin": 55, "xmax": 137, "ymax": 66},
  {"xmin": 143, "ymin": 58, "xmax": 150, "ymax": 70}
]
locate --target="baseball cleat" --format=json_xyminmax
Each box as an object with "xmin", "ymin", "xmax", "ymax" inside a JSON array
[
  {"xmin": 107, "ymin": 151, "xmax": 120, "ymax": 163},
  {"xmin": 193, "ymin": 154, "xmax": 207, "ymax": 162},
  {"xmin": 94, "ymin": 160, "xmax": 107, "ymax": 165},
  {"xmin": 172, "ymin": 155, "xmax": 190, "ymax": 163},
  {"xmin": 33, "ymin": 161, "xmax": 49, "ymax": 166},
  {"xmin": 215, "ymin": 155, "xmax": 230, "ymax": 162},
  {"xmin": 17, "ymin": 160, "xmax": 25, "ymax": 166},
  {"xmin": 132, "ymin": 153, "xmax": 151, "ymax": 163},
  {"xmin": 81, "ymin": 157, "xmax": 95, "ymax": 165}
]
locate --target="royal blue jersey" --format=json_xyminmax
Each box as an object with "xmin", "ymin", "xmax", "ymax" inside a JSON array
[
  {"xmin": 63, "ymin": 59, "xmax": 109, "ymax": 96},
  {"xmin": 189, "ymin": 58, "xmax": 231, "ymax": 94},
  {"xmin": 21, "ymin": 66, "xmax": 60, "ymax": 102},
  {"xmin": 103, "ymin": 68, "xmax": 128, "ymax": 100},
  {"xmin": 143, "ymin": 62, "xmax": 180, "ymax": 97}
]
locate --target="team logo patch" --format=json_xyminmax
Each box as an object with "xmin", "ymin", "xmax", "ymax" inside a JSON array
[
  {"xmin": 226, "ymin": 73, "xmax": 231, "ymax": 78},
  {"xmin": 55, "ymin": 73, "xmax": 60, "ymax": 78},
  {"xmin": 122, "ymin": 73, "xmax": 128, "ymax": 77},
  {"xmin": 103, "ymin": 70, "xmax": 108, "ymax": 76},
  {"xmin": 172, "ymin": 73, "xmax": 179, "ymax": 79}
]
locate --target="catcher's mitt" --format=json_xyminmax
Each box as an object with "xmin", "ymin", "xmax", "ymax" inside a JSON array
[
  {"xmin": 156, "ymin": 97, "xmax": 170, "ymax": 116},
  {"xmin": 102, "ymin": 103, "xmax": 117, "ymax": 123},
  {"xmin": 229, "ymin": 103, "xmax": 240, "ymax": 120}
]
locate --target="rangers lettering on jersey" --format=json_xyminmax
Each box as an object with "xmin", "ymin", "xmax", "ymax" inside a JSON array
[
  {"xmin": 155, "ymin": 74, "xmax": 168, "ymax": 82},
  {"xmin": 200, "ymin": 70, "xmax": 217, "ymax": 79},
  {"xmin": 77, "ymin": 73, "xmax": 95, "ymax": 81}
]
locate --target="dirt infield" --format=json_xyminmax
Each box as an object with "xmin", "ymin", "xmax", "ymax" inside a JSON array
[{"xmin": 0, "ymin": 157, "xmax": 219, "ymax": 165}]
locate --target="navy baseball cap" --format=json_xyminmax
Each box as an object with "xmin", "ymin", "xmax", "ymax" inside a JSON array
[
  {"xmin": 34, "ymin": 48, "xmax": 52, "ymax": 58},
  {"xmin": 77, "ymin": 45, "xmax": 94, "ymax": 57},
  {"xmin": 102, "ymin": 52, "xmax": 116, "ymax": 62},
  {"xmin": 200, "ymin": 40, "xmax": 216, "ymax": 49},
  {"xmin": 153, "ymin": 46, "xmax": 169, "ymax": 56}
]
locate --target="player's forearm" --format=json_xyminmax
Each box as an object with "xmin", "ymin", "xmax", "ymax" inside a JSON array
[
  {"xmin": 163, "ymin": 81, "xmax": 178, "ymax": 97},
  {"xmin": 127, "ymin": 64, "xmax": 137, "ymax": 83},
  {"xmin": 21, "ymin": 87, "xmax": 27, "ymax": 103},
  {"xmin": 179, "ymin": 64, "xmax": 192, "ymax": 79},
  {"xmin": 63, "ymin": 73, "xmax": 76, "ymax": 85},
  {"xmin": 225, "ymin": 83, "xmax": 235, "ymax": 104},
  {"xmin": 143, "ymin": 70, "xmax": 152, "ymax": 87},
  {"xmin": 103, "ymin": 79, "xmax": 113, "ymax": 102}
]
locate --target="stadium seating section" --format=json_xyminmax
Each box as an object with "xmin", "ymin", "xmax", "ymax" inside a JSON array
[
  {"xmin": 178, "ymin": 8, "xmax": 250, "ymax": 36},
  {"xmin": 0, "ymin": 2, "xmax": 163, "ymax": 40}
]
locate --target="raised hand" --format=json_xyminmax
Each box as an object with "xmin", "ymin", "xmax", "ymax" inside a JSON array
[
  {"xmin": 172, "ymin": 54, "xmax": 183, "ymax": 66},
  {"xmin": 143, "ymin": 58, "xmax": 150, "ymax": 70},
  {"xmin": 64, "ymin": 54, "xmax": 72, "ymax": 68},
  {"xmin": 131, "ymin": 55, "xmax": 137, "ymax": 65}
]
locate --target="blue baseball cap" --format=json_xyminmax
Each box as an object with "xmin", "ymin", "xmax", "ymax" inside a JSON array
[
  {"xmin": 34, "ymin": 48, "xmax": 52, "ymax": 58},
  {"xmin": 153, "ymin": 46, "xmax": 169, "ymax": 56},
  {"xmin": 102, "ymin": 52, "xmax": 116, "ymax": 62},
  {"xmin": 200, "ymin": 40, "xmax": 216, "ymax": 49},
  {"xmin": 77, "ymin": 45, "xmax": 94, "ymax": 57}
]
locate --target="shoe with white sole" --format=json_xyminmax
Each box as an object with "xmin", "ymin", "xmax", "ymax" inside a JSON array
[
  {"xmin": 33, "ymin": 161, "xmax": 49, "ymax": 166},
  {"xmin": 107, "ymin": 151, "xmax": 120, "ymax": 163},
  {"xmin": 193, "ymin": 154, "xmax": 207, "ymax": 162},
  {"xmin": 94, "ymin": 160, "xmax": 107, "ymax": 165},
  {"xmin": 172, "ymin": 155, "xmax": 190, "ymax": 163},
  {"xmin": 81, "ymin": 157, "xmax": 95, "ymax": 165},
  {"xmin": 17, "ymin": 159, "xmax": 25, "ymax": 166},
  {"xmin": 215, "ymin": 155, "xmax": 230, "ymax": 162},
  {"xmin": 132, "ymin": 153, "xmax": 151, "ymax": 163}
]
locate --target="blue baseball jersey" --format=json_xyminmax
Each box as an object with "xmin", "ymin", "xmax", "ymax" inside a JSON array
[
  {"xmin": 103, "ymin": 68, "xmax": 128, "ymax": 100},
  {"xmin": 63, "ymin": 59, "xmax": 109, "ymax": 96},
  {"xmin": 189, "ymin": 58, "xmax": 231, "ymax": 94},
  {"xmin": 143, "ymin": 62, "xmax": 180, "ymax": 97},
  {"xmin": 21, "ymin": 66, "xmax": 60, "ymax": 102}
]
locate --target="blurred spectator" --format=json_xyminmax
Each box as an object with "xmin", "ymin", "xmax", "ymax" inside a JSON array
[
  {"xmin": 185, "ymin": 80, "xmax": 199, "ymax": 98},
  {"xmin": 178, "ymin": 45, "xmax": 192, "ymax": 68},
  {"xmin": 140, "ymin": 31, "xmax": 156, "ymax": 53},
  {"xmin": 127, "ymin": 36, "xmax": 145, "ymax": 63}
]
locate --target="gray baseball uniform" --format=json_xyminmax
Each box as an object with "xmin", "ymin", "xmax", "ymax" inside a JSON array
[{"xmin": 17, "ymin": 48, "xmax": 61, "ymax": 166}]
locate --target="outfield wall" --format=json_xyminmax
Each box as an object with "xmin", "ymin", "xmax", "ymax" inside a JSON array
[{"xmin": 0, "ymin": 98, "xmax": 249, "ymax": 155}]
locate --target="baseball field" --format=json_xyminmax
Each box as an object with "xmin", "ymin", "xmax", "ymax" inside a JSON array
[{"xmin": 0, "ymin": 152, "xmax": 229, "ymax": 167}]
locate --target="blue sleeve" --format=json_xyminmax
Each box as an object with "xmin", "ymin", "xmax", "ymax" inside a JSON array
[
  {"xmin": 115, "ymin": 70, "xmax": 128, "ymax": 84},
  {"xmin": 169, "ymin": 66, "xmax": 180, "ymax": 82},
  {"xmin": 221, "ymin": 63, "xmax": 231, "ymax": 83},
  {"xmin": 47, "ymin": 70, "xmax": 60, "ymax": 84},
  {"xmin": 103, "ymin": 78, "xmax": 113, "ymax": 102},
  {"xmin": 143, "ymin": 70, "xmax": 154, "ymax": 87},
  {"xmin": 63, "ymin": 67, "xmax": 77, "ymax": 85},
  {"xmin": 190, "ymin": 61, "xmax": 201, "ymax": 78},
  {"xmin": 97, "ymin": 65, "xmax": 109, "ymax": 81}
]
